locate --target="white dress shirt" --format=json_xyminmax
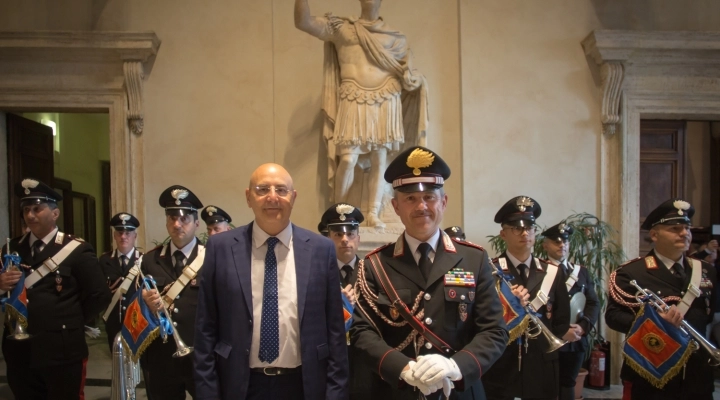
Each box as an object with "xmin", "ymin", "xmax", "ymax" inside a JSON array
[
  {"xmin": 506, "ymin": 251, "xmax": 533, "ymax": 278},
  {"xmin": 337, "ymin": 256, "xmax": 358, "ymax": 280},
  {"xmin": 655, "ymin": 251, "xmax": 684, "ymax": 272},
  {"xmin": 170, "ymin": 238, "xmax": 197, "ymax": 266},
  {"xmin": 405, "ymin": 229, "xmax": 441, "ymax": 265},
  {"xmin": 249, "ymin": 223, "xmax": 300, "ymax": 368},
  {"xmin": 28, "ymin": 227, "xmax": 59, "ymax": 255}
]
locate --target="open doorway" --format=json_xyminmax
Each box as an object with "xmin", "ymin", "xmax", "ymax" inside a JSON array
[
  {"xmin": 639, "ymin": 119, "xmax": 720, "ymax": 255},
  {"xmin": 3, "ymin": 112, "xmax": 111, "ymax": 254}
]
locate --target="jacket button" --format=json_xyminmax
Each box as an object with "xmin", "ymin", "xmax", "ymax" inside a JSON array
[
  {"xmin": 122, "ymin": 297, "xmax": 126, "ymax": 301},
  {"xmin": 62, "ymin": 325, "xmax": 66, "ymax": 329},
  {"xmin": 249, "ymin": 320, "xmax": 252, "ymax": 324},
  {"xmin": 461, "ymin": 295, "xmax": 466, "ymax": 300},
  {"xmin": 424, "ymin": 318, "xmax": 432, "ymax": 325},
  {"xmin": 425, "ymin": 342, "xmax": 432, "ymax": 349},
  {"xmin": 122, "ymin": 306, "xmax": 127, "ymax": 310},
  {"xmin": 174, "ymin": 308, "xmax": 179, "ymax": 314},
  {"xmin": 424, "ymin": 294, "xmax": 431, "ymax": 301},
  {"xmin": 246, "ymin": 349, "xmax": 250, "ymax": 354},
  {"xmin": 173, "ymin": 322, "xmax": 178, "ymax": 327}
]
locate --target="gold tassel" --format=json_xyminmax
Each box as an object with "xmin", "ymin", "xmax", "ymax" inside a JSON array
[{"xmin": 122, "ymin": 327, "xmax": 160, "ymax": 363}]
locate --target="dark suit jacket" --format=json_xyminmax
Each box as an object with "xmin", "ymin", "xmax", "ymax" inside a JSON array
[
  {"xmin": 99, "ymin": 248, "xmax": 142, "ymax": 351},
  {"xmin": 558, "ymin": 261, "xmax": 600, "ymax": 353},
  {"xmin": 1, "ymin": 230, "xmax": 111, "ymax": 367},
  {"xmin": 481, "ymin": 253, "xmax": 570, "ymax": 399},
  {"xmin": 606, "ymin": 250, "xmax": 717, "ymax": 396},
  {"xmin": 193, "ymin": 223, "xmax": 349, "ymax": 400},
  {"xmin": 351, "ymin": 233, "xmax": 508, "ymax": 400}
]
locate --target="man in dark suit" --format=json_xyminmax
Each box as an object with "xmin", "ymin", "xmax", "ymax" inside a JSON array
[
  {"xmin": 141, "ymin": 185, "xmax": 205, "ymax": 399},
  {"xmin": 194, "ymin": 163, "xmax": 348, "ymax": 400},
  {"xmin": 541, "ymin": 222, "xmax": 599, "ymax": 400},
  {"xmin": 481, "ymin": 196, "xmax": 571, "ymax": 400},
  {"xmin": 319, "ymin": 203, "xmax": 372, "ymax": 400},
  {"xmin": 607, "ymin": 199, "xmax": 717, "ymax": 400},
  {"xmin": 100, "ymin": 212, "xmax": 143, "ymax": 351},
  {"xmin": 0, "ymin": 178, "xmax": 111, "ymax": 399},
  {"xmin": 352, "ymin": 146, "xmax": 508, "ymax": 400}
]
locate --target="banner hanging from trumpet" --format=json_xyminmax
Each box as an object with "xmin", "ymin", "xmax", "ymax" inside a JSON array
[
  {"xmin": 623, "ymin": 304, "xmax": 692, "ymax": 389},
  {"xmin": 2, "ymin": 253, "xmax": 28, "ymax": 330},
  {"xmin": 342, "ymin": 291, "xmax": 353, "ymax": 332},
  {"xmin": 121, "ymin": 276, "xmax": 166, "ymax": 362},
  {"xmin": 494, "ymin": 268, "xmax": 529, "ymax": 343}
]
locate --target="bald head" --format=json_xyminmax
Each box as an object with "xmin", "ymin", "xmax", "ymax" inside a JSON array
[{"xmin": 246, "ymin": 163, "xmax": 297, "ymax": 236}]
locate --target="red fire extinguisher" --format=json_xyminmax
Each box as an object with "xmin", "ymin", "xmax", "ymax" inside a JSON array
[{"xmin": 589, "ymin": 345, "xmax": 606, "ymax": 387}]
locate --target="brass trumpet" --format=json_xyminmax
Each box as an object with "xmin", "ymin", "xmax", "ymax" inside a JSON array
[
  {"xmin": 492, "ymin": 270, "xmax": 567, "ymax": 353},
  {"xmin": 630, "ymin": 280, "xmax": 720, "ymax": 366},
  {"xmin": 110, "ymin": 332, "xmax": 139, "ymax": 400},
  {"xmin": 138, "ymin": 270, "xmax": 194, "ymax": 358}
]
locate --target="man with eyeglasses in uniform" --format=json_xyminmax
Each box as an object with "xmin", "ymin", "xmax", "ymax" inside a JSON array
[
  {"xmin": 141, "ymin": 185, "xmax": 205, "ymax": 399},
  {"xmin": 481, "ymin": 196, "xmax": 571, "ymax": 400},
  {"xmin": 606, "ymin": 199, "xmax": 717, "ymax": 400},
  {"xmin": 194, "ymin": 163, "xmax": 348, "ymax": 400},
  {"xmin": 319, "ymin": 203, "xmax": 373, "ymax": 399}
]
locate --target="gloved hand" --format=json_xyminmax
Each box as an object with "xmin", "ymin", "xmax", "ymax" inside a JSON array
[
  {"xmin": 413, "ymin": 354, "xmax": 462, "ymax": 387},
  {"xmin": 401, "ymin": 361, "xmax": 442, "ymax": 395}
]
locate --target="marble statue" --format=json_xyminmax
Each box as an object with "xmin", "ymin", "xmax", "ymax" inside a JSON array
[{"xmin": 295, "ymin": 0, "xmax": 428, "ymax": 228}]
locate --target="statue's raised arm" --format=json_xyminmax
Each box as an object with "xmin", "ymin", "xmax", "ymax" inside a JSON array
[{"xmin": 294, "ymin": 0, "xmax": 429, "ymax": 229}]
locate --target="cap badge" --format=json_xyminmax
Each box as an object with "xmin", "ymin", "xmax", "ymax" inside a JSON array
[
  {"xmin": 336, "ymin": 204, "xmax": 354, "ymax": 221},
  {"xmin": 673, "ymin": 200, "xmax": 690, "ymax": 216},
  {"xmin": 206, "ymin": 206, "xmax": 217, "ymax": 216},
  {"xmin": 171, "ymin": 189, "xmax": 189, "ymax": 206},
  {"xmin": 406, "ymin": 148, "xmax": 434, "ymax": 176},
  {"xmin": 558, "ymin": 223, "xmax": 566, "ymax": 234},
  {"xmin": 21, "ymin": 179, "xmax": 39, "ymax": 195},
  {"xmin": 516, "ymin": 197, "xmax": 534, "ymax": 212},
  {"xmin": 119, "ymin": 214, "xmax": 130, "ymax": 225},
  {"xmin": 452, "ymin": 227, "xmax": 459, "ymax": 232}
]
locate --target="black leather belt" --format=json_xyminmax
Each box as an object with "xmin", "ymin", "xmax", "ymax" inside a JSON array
[{"xmin": 250, "ymin": 366, "xmax": 301, "ymax": 376}]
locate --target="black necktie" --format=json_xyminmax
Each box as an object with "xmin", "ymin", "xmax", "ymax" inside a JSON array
[
  {"xmin": 173, "ymin": 250, "xmax": 186, "ymax": 277},
  {"xmin": 418, "ymin": 243, "xmax": 433, "ymax": 282},
  {"xmin": 672, "ymin": 263, "xmax": 686, "ymax": 280},
  {"xmin": 517, "ymin": 263, "xmax": 528, "ymax": 286},
  {"xmin": 32, "ymin": 240, "xmax": 44, "ymax": 259},
  {"xmin": 563, "ymin": 262, "xmax": 571, "ymax": 276},
  {"xmin": 120, "ymin": 255, "xmax": 129, "ymax": 273},
  {"xmin": 341, "ymin": 265, "xmax": 353, "ymax": 287}
]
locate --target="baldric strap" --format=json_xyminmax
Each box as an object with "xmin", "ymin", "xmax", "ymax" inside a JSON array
[
  {"xmin": 25, "ymin": 233, "xmax": 82, "ymax": 289},
  {"xmin": 530, "ymin": 261, "xmax": 559, "ymax": 311},
  {"xmin": 565, "ymin": 262, "xmax": 581, "ymax": 292},
  {"xmin": 163, "ymin": 245, "xmax": 206, "ymax": 305},
  {"xmin": 677, "ymin": 258, "xmax": 703, "ymax": 315},
  {"xmin": 102, "ymin": 264, "xmax": 141, "ymax": 321}
]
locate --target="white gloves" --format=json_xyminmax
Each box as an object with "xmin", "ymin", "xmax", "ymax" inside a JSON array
[
  {"xmin": 84, "ymin": 325, "xmax": 101, "ymax": 339},
  {"xmin": 401, "ymin": 356, "xmax": 461, "ymax": 397}
]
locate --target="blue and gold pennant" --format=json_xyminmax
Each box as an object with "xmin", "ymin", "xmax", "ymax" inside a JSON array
[
  {"xmin": 623, "ymin": 304, "xmax": 692, "ymax": 389},
  {"xmin": 121, "ymin": 277, "xmax": 161, "ymax": 362},
  {"xmin": 494, "ymin": 267, "xmax": 529, "ymax": 343}
]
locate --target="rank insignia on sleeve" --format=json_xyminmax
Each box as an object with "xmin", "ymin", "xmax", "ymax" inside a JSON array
[
  {"xmin": 444, "ymin": 268, "xmax": 476, "ymax": 287},
  {"xmin": 645, "ymin": 256, "xmax": 659, "ymax": 270}
]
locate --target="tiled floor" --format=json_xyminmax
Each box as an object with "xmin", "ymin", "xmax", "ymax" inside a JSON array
[{"xmin": 0, "ymin": 321, "xmax": 718, "ymax": 400}]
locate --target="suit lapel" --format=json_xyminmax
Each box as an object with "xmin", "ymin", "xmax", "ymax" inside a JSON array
[
  {"xmin": 425, "ymin": 242, "xmax": 463, "ymax": 289},
  {"xmin": 232, "ymin": 224, "xmax": 254, "ymax": 317},
  {"xmin": 645, "ymin": 251, "xmax": 682, "ymax": 288},
  {"xmin": 384, "ymin": 239, "xmax": 425, "ymax": 289},
  {"xmin": 293, "ymin": 225, "xmax": 311, "ymax": 325}
]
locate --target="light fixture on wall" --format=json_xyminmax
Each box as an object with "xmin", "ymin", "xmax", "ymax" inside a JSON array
[{"xmin": 41, "ymin": 118, "xmax": 60, "ymax": 153}]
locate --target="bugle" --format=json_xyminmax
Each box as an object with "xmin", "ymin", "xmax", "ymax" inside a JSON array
[{"xmin": 630, "ymin": 280, "xmax": 720, "ymax": 366}]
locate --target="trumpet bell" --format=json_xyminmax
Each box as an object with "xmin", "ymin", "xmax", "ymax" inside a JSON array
[
  {"xmin": 8, "ymin": 322, "xmax": 31, "ymax": 340},
  {"xmin": 173, "ymin": 345, "xmax": 194, "ymax": 358},
  {"xmin": 543, "ymin": 331, "xmax": 568, "ymax": 353}
]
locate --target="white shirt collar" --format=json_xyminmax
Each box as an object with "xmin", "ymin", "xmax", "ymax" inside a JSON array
[
  {"xmin": 118, "ymin": 247, "xmax": 136, "ymax": 259},
  {"xmin": 506, "ymin": 251, "xmax": 533, "ymax": 269},
  {"xmin": 170, "ymin": 237, "xmax": 197, "ymax": 259},
  {"xmin": 30, "ymin": 227, "xmax": 59, "ymax": 247},
  {"xmin": 404, "ymin": 229, "xmax": 441, "ymax": 257},
  {"xmin": 337, "ymin": 256, "xmax": 358, "ymax": 271},
  {"xmin": 655, "ymin": 251, "xmax": 683, "ymax": 271},
  {"xmin": 548, "ymin": 257, "xmax": 565, "ymax": 266},
  {"xmin": 253, "ymin": 222, "xmax": 293, "ymax": 249}
]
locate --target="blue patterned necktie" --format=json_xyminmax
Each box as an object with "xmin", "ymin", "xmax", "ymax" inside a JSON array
[{"xmin": 259, "ymin": 237, "xmax": 280, "ymax": 363}]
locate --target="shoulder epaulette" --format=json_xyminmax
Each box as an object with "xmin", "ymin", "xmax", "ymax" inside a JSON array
[
  {"xmin": 67, "ymin": 234, "xmax": 84, "ymax": 242},
  {"xmin": 147, "ymin": 245, "xmax": 163, "ymax": 253},
  {"xmin": 616, "ymin": 256, "xmax": 642, "ymax": 269},
  {"xmin": 365, "ymin": 242, "xmax": 393, "ymax": 258},
  {"xmin": 540, "ymin": 258, "xmax": 556, "ymax": 266},
  {"xmin": 452, "ymin": 238, "xmax": 485, "ymax": 251},
  {"xmin": 101, "ymin": 250, "xmax": 112, "ymax": 256}
]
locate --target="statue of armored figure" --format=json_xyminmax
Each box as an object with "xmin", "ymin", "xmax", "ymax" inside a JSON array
[{"xmin": 295, "ymin": 0, "xmax": 429, "ymax": 228}]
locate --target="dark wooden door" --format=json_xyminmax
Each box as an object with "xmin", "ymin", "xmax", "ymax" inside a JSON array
[
  {"xmin": 639, "ymin": 120, "xmax": 686, "ymax": 253},
  {"xmin": 6, "ymin": 114, "xmax": 55, "ymax": 237}
]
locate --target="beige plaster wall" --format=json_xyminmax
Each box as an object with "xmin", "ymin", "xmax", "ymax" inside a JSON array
[{"xmin": 2, "ymin": 0, "xmax": 720, "ymax": 248}]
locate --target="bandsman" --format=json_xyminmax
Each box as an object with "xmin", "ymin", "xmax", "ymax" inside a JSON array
[
  {"xmin": 481, "ymin": 196, "xmax": 570, "ymax": 400},
  {"xmin": 201, "ymin": 205, "xmax": 233, "ymax": 237},
  {"xmin": 99, "ymin": 212, "xmax": 143, "ymax": 352},
  {"xmin": 444, "ymin": 226, "xmax": 466, "ymax": 241},
  {"xmin": 319, "ymin": 203, "xmax": 371, "ymax": 399},
  {"xmin": 541, "ymin": 222, "xmax": 599, "ymax": 400},
  {"xmin": 0, "ymin": 178, "xmax": 111, "ymax": 399},
  {"xmin": 606, "ymin": 199, "xmax": 717, "ymax": 400},
  {"xmin": 351, "ymin": 146, "xmax": 508, "ymax": 399},
  {"xmin": 141, "ymin": 185, "xmax": 205, "ymax": 399}
]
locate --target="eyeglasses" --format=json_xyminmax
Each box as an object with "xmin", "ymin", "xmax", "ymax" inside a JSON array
[
  {"xmin": 254, "ymin": 185, "xmax": 291, "ymax": 197},
  {"xmin": 504, "ymin": 225, "xmax": 537, "ymax": 236},
  {"xmin": 331, "ymin": 231, "xmax": 358, "ymax": 240}
]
